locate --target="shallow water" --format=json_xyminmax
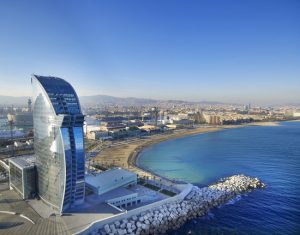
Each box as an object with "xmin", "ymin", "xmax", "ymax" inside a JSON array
[{"xmin": 139, "ymin": 122, "xmax": 300, "ymax": 234}]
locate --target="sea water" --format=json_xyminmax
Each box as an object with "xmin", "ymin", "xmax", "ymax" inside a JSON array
[{"xmin": 138, "ymin": 121, "xmax": 300, "ymax": 234}]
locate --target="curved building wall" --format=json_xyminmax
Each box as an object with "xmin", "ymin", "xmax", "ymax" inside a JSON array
[{"xmin": 31, "ymin": 75, "xmax": 85, "ymax": 212}]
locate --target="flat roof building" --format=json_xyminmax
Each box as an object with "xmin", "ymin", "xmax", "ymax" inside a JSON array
[
  {"xmin": 9, "ymin": 155, "xmax": 36, "ymax": 199},
  {"xmin": 85, "ymin": 168, "xmax": 137, "ymax": 195},
  {"xmin": 104, "ymin": 187, "xmax": 139, "ymax": 209}
]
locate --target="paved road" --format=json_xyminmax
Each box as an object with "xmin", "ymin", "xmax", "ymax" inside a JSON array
[{"xmin": 0, "ymin": 184, "xmax": 70, "ymax": 235}]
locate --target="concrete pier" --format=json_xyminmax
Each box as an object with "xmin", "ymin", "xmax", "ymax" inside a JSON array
[{"xmin": 92, "ymin": 174, "xmax": 265, "ymax": 235}]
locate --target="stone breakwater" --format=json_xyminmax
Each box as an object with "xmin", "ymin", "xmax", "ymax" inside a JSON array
[{"xmin": 99, "ymin": 175, "xmax": 265, "ymax": 235}]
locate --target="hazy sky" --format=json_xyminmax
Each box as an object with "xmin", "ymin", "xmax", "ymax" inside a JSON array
[{"xmin": 0, "ymin": 0, "xmax": 299, "ymax": 104}]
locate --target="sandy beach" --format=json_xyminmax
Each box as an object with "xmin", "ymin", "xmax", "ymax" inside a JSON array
[
  {"xmin": 93, "ymin": 126, "xmax": 230, "ymax": 184},
  {"xmin": 92, "ymin": 121, "xmax": 280, "ymax": 183},
  {"xmin": 246, "ymin": 121, "xmax": 280, "ymax": 126}
]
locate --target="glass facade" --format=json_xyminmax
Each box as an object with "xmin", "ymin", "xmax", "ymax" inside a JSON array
[
  {"xmin": 23, "ymin": 166, "xmax": 36, "ymax": 199},
  {"xmin": 9, "ymin": 160, "xmax": 36, "ymax": 200},
  {"xmin": 31, "ymin": 75, "xmax": 85, "ymax": 212},
  {"xmin": 9, "ymin": 163, "xmax": 23, "ymax": 196}
]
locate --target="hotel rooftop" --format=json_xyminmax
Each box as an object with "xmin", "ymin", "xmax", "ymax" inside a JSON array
[{"xmin": 9, "ymin": 155, "xmax": 36, "ymax": 169}]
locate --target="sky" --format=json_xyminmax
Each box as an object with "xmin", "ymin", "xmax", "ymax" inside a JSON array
[{"xmin": 0, "ymin": 0, "xmax": 299, "ymax": 105}]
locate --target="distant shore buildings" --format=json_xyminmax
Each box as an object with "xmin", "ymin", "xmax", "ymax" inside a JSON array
[{"xmin": 293, "ymin": 110, "xmax": 300, "ymax": 117}]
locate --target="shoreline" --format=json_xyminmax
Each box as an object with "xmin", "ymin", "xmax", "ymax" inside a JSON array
[
  {"xmin": 85, "ymin": 120, "xmax": 289, "ymax": 234},
  {"xmin": 94, "ymin": 120, "xmax": 280, "ymax": 184},
  {"xmin": 128, "ymin": 127, "xmax": 224, "ymax": 184},
  {"xmin": 95, "ymin": 126, "xmax": 225, "ymax": 186},
  {"xmin": 128, "ymin": 121, "xmax": 281, "ymax": 182}
]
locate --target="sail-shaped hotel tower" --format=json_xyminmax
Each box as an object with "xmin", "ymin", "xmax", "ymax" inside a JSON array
[{"xmin": 31, "ymin": 75, "xmax": 85, "ymax": 213}]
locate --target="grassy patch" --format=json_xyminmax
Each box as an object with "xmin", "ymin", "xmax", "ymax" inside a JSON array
[
  {"xmin": 143, "ymin": 183, "xmax": 160, "ymax": 191},
  {"xmin": 93, "ymin": 164, "xmax": 108, "ymax": 171},
  {"xmin": 85, "ymin": 139, "xmax": 98, "ymax": 151},
  {"xmin": 138, "ymin": 178, "xmax": 146, "ymax": 185},
  {"xmin": 160, "ymin": 189, "xmax": 176, "ymax": 197}
]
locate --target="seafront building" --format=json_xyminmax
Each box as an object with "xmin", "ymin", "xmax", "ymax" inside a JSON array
[
  {"xmin": 85, "ymin": 168, "xmax": 137, "ymax": 195},
  {"xmin": 9, "ymin": 155, "xmax": 36, "ymax": 200},
  {"xmin": 31, "ymin": 75, "xmax": 85, "ymax": 213}
]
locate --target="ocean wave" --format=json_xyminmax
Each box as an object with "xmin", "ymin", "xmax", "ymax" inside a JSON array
[
  {"xmin": 225, "ymin": 195, "xmax": 242, "ymax": 205},
  {"xmin": 202, "ymin": 212, "xmax": 215, "ymax": 220}
]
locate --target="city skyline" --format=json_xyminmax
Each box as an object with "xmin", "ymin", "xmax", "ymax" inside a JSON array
[
  {"xmin": 1, "ymin": 93, "xmax": 300, "ymax": 107},
  {"xmin": 1, "ymin": 2, "xmax": 300, "ymax": 234},
  {"xmin": 0, "ymin": 1, "xmax": 299, "ymax": 104}
]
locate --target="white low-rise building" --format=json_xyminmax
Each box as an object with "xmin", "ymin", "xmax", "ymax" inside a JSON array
[
  {"xmin": 293, "ymin": 112, "xmax": 300, "ymax": 117},
  {"xmin": 104, "ymin": 187, "xmax": 139, "ymax": 208},
  {"xmin": 85, "ymin": 168, "xmax": 137, "ymax": 195},
  {"xmin": 86, "ymin": 130, "xmax": 111, "ymax": 140}
]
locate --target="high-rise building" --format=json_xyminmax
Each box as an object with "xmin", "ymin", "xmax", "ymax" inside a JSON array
[{"xmin": 31, "ymin": 75, "xmax": 85, "ymax": 213}]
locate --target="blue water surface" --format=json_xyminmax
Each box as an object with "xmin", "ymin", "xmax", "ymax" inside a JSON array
[{"xmin": 138, "ymin": 121, "xmax": 300, "ymax": 234}]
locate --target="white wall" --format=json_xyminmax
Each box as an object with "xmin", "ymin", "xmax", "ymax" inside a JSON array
[
  {"xmin": 76, "ymin": 183, "xmax": 193, "ymax": 235},
  {"xmin": 293, "ymin": 112, "xmax": 300, "ymax": 117}
]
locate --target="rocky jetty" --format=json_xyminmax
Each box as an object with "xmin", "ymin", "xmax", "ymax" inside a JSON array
[{"xmin": 97, "ymin": 174, "xmax": 265, "ymax": 235}]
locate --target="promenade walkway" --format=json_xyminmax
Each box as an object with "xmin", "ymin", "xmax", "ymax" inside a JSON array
[
  {"xmin": 0, "ymin": 181, "xmax": 121, "ymax": 235},
  {"xmin": 0, "ymin": 185, "xmax": 70, "ymax": 235}
]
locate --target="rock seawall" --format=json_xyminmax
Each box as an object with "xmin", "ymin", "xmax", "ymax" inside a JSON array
[{"xmin": 98, "ymin": 174, "xmax": 265, "ymax": 235}]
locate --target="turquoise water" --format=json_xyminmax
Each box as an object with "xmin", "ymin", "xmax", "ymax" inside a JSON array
[{"xmin": 138, "ymin": 122, "xmax": 300, "ymax": 234}]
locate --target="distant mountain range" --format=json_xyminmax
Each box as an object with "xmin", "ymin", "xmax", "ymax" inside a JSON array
[
  {"xmin": 0, "ymin": 95, "xmax": 30, "ymax": 106},
  {"xmin": 80, "ymin": 95, "xmax": 158, "ymax": 106},
  {"xmin": 79, "ymin": 95, "xmax": 219, "ymax": 106},
  {"xmin": 0, "ymin": 94, "xmax": 224, "ymax": 107},
  {"xmin": 0, "ymin": 95, "xmax": 299, "ymax": 107}
]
